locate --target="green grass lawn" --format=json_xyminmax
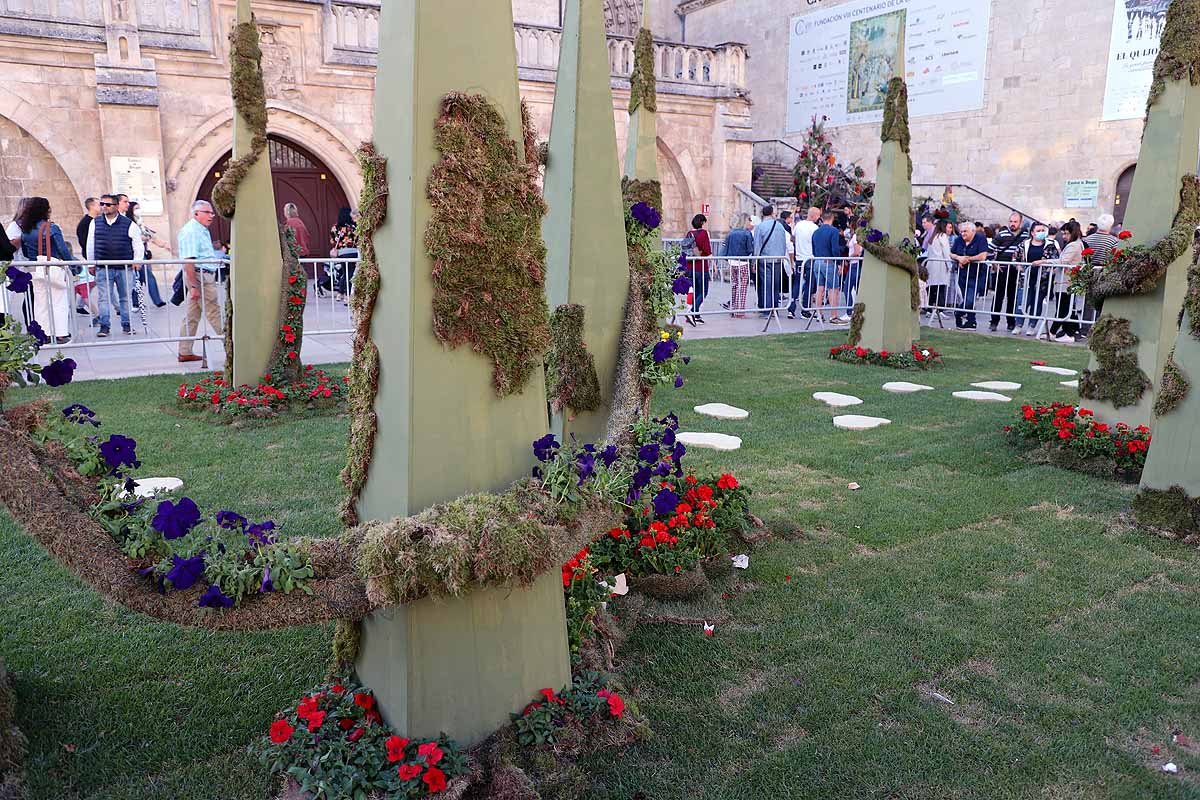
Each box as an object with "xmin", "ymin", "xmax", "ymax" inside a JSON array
[{"xmin": 5, "ymin": 330, "xmax": 1200, "ymax": 799}]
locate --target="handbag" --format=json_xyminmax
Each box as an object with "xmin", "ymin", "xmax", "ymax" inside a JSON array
[{"xmin": 36, "ymin": 223, "xmax": 71, "ymax": 292}]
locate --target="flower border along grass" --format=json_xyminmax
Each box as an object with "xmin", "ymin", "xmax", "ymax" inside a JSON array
[
  {"xmin": 829, "ymin": 342, "xmax": 943, "ymax": 370},
  {"xmin": 1005, "ymin": 401, "xmax": 1150, "ymax": 481}
]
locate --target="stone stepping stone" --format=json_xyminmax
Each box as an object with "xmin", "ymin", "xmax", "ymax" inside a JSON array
[
  {"xmin": 971, "ymin": 381, "xmax": 1022, "ymax": 391},
  {"xmin": 693, "ymin": 402, "xmax": 749, "ymax": 420},
  {"xmin": 1032, "ymin": 365, "xmax": 1077, "ymax": 376},
  {"xmin": 121, "ymin": 477, "xmax": 184, "ymax": 499},
  {"xmin": 677, "ymin": 432, "xmax": 742, "ymax": 451},
  {"xmin": 1061, "ymin": 379, "xmax": 1079, "ymax": 388},
  {"xmin": 953, "ymin": 390, "xmax": 1012, "ymax": 402},
  {"xmin": 833, "ymin": 414, "xmax": 891, "ymax": 431},
  {"xmin": 813, "ymin": 391, "xmax": 863, "ymax": 408},
  {"xmin": 882, "ymin": 381, "xmax": 934, "ymax": 393}
]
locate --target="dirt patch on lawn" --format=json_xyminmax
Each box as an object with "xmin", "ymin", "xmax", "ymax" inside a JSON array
[
  {"xmin": 853, "ymin": 543, "xmax": 880, "ymax": 557},
  {"xmin": 1048, "ymin": 573, "xmax": 1197, "ymax": 632},
  {"xmin": 915, "ymin": 682, "xmax": 992, "ymax": 729},
  {"xmin": 965, "ymin": 659, "xmax": 999, "ymax": 678},
  {"xmin": 718, "ymin": 669, "xmax": 770, "ymax": 713},
  {"xmin": 1113, "ymin": 727, "xmax": 1200, "ymax": 785},
  {"xmin": 772, "ymin": 725, "xmax": 809, "ymax": 751}
]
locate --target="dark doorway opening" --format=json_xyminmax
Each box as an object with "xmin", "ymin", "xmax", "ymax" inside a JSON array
[
  {"xmin": 1114, "ymin": 164, "xmax": 1135, "ymax": 228},
  {"xmin": 195, "ymin": 136, "xmax": 350, "ymax": 255}
]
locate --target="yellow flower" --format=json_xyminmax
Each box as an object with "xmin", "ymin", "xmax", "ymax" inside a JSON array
[
  {"xmin": 674, "ymin": 330, "xmax": 683, "ymax": 339},
  {"xmin": 659, "ymin": 331, "xmax": 670, "ymax": 341}
]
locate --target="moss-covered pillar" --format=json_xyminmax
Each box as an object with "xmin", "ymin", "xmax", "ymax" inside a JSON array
[
  {"xmin": 543, "ymin": 0, "xmax": 629, "ymax": 443},
  {"xmin": 220, "ymin": 0, "xmax": 284, "ymax": 386},
  {"xmin": 351, "ymin": 0, "xmax": 569, "ymax": 748},
  {"xmin": 622, "ymin": 0, "xmax": 659, "ymax": 183},
  {"xmin": 855, "ymin": 78, "xmax": 919, "ymax": 353},
  {"xmin": 1081, "ymin": 1, "xmax": 1200, "ymax": 429}
]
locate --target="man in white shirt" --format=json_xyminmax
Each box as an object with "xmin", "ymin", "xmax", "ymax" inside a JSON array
[
  {"xmin": 86, "ymin": 193, "xmax": 145, "ymax": 336},
  {"xmin": 788, "ymin": 206, "xmax": 820, "ymax": 319}
]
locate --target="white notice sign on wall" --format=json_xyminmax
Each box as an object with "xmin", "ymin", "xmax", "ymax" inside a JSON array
[{"xmin": 109, "ymin": 156, "xmax": 164, "ymax": 215}]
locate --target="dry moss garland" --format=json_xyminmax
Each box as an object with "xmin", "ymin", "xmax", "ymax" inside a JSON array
[
  {"xmin": 846, "ymin": 302, "xmax": 866, "ymax": 346},
  {"xmin": 425, "ymin": 93, "xmax": 552, "ymax": 397},
  {"xmin": 1154, "ymin": 347, "xmax": 1190, "ymax": 418},
  {"xmin": 1089, "ymin": 176, "xmax": 1200, "ymax": 304},
  {"xmin": 1185, "ymin": 248, "xmax": 1200, "ymax": 340},
  {"xmin": 222, "ymin": 276, "xmax": 233, "ymax": 381},
  {"xmin": 340, "ymin": 143, "xmax": 387, "ymax": 528},
  {"xmin": 548, "ymin": 304, "xmax": 602, "ymax": 417},
  {"xmin": 859, "ymin": 237, "xmax": 921, "ymax": 311},
  {"xmin": 263, "ymin": 226, "xmax": 306, "ymax": 386},
  {"xmin": 330, "ymin": 619, "xmax": 361, "ymax": 677},
  {"xmin": 878, "ymin": 76, "xmax": 913, "ymax": 182},
  {"xmin": 1143, "ymin": 0, "xmax": 1200, "ymax": 117},
  {"xmin": 627, "ymin": 27, "xmax": 657, "ymax": 115},
  {"xmin": 0, "ymin": 658, "xmax": 26, "ymax": 800},
  {"xmin": 1079, "ymin": 315, "xmax": 1153, "ymax": 408},
  {"xmin": 1133, "ymin": 485, "xmax": 1200, "ymax": 539},
  {"xmin": 211, "ymin": 20, "xmax": 268, "ymax": 218}
]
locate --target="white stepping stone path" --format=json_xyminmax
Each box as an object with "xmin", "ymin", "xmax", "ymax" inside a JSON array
[
  {"xmin": 121, "ymin": 477, "xmax": 184, "ymax": 499},
  {"xmin": 693, "ymin": 402, "xmax": 749, "ymax": 420},
  {"xmin": 677, "ymin": 432, "xmax": 742, "ymax": 451},
  {"xmin": 882, "ymin": 381, "xmax": 934, "ymax": 393},
  {"xmin": 813, "ymin": 391, "xmax": 863, "ymax": 408},
  {"xmin": 1061, "ymin": 380, "xmax": 1079, "ymax": 388},
  {"xmin": 953, "ymin": 390, "xmax": 1012, "ymax": 402},
  {"xmin": 971, "ymin": 381, "xmax": 1022, "ymax": 391},
  {"xmin": 833, "ymin": 414, "xmax": 891, "ymax": 431},
  {"xmin": 1032, "ymin": 365, "xmax": 1078, "ymax": 376}
]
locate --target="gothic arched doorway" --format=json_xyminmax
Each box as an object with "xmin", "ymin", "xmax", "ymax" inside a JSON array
[
  {"xmin": 195, "ymin": 136, "xmax": 350, "ymax": 254},
  {"xmin": 1114, "ymin": 164, "xmax": 1135, "ymax": 227}
]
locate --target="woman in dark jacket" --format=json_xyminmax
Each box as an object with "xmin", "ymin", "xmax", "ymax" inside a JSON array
[
  {"xmin": 18, "ymin": 196, "xmax": 77, "ymax": 342},
  {"xmin": 720, "ymin": 213, "xmax": 755, "ymax": 318}
]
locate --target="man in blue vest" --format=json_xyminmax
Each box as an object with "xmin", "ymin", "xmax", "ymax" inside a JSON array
[{"xmin": 86, "ymin": 193, "xmax": 145, "ymax": 337}]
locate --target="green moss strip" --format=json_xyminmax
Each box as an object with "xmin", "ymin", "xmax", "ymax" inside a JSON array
[
  {"xmin": 340, "ymin": 143, "xmax": 386, "ymax": 528},
  {"xmin": 549, "ymin": 304, "xmax": 602, "ymax": 417},
  {"xmin": 1079, "ymin": 315, "xmax": 1153, "ymax": 409},
  {"xmin": 1133, "ymin": 485, "xmax": 1200, "ymax": 538},
  {"xmin": 264, "ymin": 226, "xmax": 306, "ymax": 386},
  {"xmin": 425, "ymin": 93, "xmax": 551, "ymax": 397},
  {"xmin": 330, "ymin": 619, "xmax": 361, "ymax": 677},
  {"xmin": 1154, "ymin": 347, "xmax": 1190, "ymax": 417},
  {"xmin": 212, "ymin": 20, "xmax": 268, "ymax": 218},
  {"xmin": 846, "ymin": 302, "xmax": 865, "ymax": 347},
  {"xmin": 1185, "ymin": 247, "xmax": 1200, "ymax": 340},
  {"xmin": 627, "ymin": 28, "xmax": 657, "ymax": 115}
]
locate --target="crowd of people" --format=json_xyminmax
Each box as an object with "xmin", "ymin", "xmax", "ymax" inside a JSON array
[
  {"xmin": 1, "ymin": 194, "xmax": 361, "ymax": 363},
  {"xmin": 679, "ymin": 202, "xmax": 1129, "ymax": 344}
]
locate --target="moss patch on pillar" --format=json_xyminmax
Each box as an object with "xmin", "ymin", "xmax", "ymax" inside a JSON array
[
  {"xmin": 879, "ymin": 76, "xmax": 912, "ymax": 182},
  {"xmin": 1079, "ymin": 315, "xmax": 1153, "ymax": 408},
  {"xmin": 211, "ymin": 20, "xmax": 268, "ymax": 218},
  {"xmin": 1185, "ymin": 250, "xmax": 1200, "ymax": 339},
  {"xmin": 330, "ymin": 618, "xmax": 361, "ymax": 677},
  {"xmin": 425, "ymin": 93, "xmax": 552, "ymax": 397},
  {"xmin": 340, "ymin": 143, "xmax": 386, "ymax": 528},
  {"xmin": 627, "ymin": 28, "xmax": 657, "ymax": 115},
  {"xmin": 1143, "ymin": 0, "xmax": 1200, "ymax": 116},
  {"xmin": 548, "ymin": 304, "xmax": 602, "ymax": 417},
  {"xmin": 846, "ymin": 303, "xmax": 866, "ymax": 346},
  {"xmin": 1133, "ymin": 485, "xmax": 1200, "ymax": 538},
  {"xmin": 263, "ymin": 226, "xmax": 306, "ymax": 386},
  {"xmin": 1154, "ymin": 347, "xmax": 1190, "ymax": 417}
]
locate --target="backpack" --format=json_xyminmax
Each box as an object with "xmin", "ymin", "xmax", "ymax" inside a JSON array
[{"xmin": 679, "ymin": 230, "xmax": 698, "ymax": 258}]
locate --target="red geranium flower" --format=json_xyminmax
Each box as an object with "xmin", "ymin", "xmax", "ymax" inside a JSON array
[
  {"xmin": 354, "ymin": 692, "xmax": 375, "ymax": 710},
  {"xmin": 284, "ymin": 333, "xmax": 296, "ymax": 343},
  {"xmin": 1118, "ymin": 229, "xmax": 1133, "ymax": 240},
  {"xmin": 398, "ymin": 763, "xmax": 422, "ymax": 781},
  {"xmin": 1080, "ymin": 248, "xmax": 1095, "ymax": 257},
  {"xmin": 289, "ymin": 295, "xmax": 304, "ymax": 305},
  {"xmin": 286, "ymin": 350, "xmax": 298, "ymax": 360},
  {"xmin": 269, "ymin": 719, "xmax": 294, "ymax": 743},
  {"xmin": 288, "ymin": 275, "xmax": 298, "ymax": 284},
  {"xmin": 305, "ymin": 710, "xmax": 326, "ymax": 730},
  {"xmin": 423, "ymin": 767, "xmax": 448, "ymax": 793},
  {"xmin": 331, "ymin": 684, "xmax": 345, "ymax": 694},
  {"xmin": 386, "ymin": 735, "xmax": 409, "ymax": 762},
  {"xmin": 605, "ymin": 692, "xmax": 625, "ymax": 718},
  {"xmin": 348, "ymin": 726, "xmax": 364, "ymax": 742},
  {"xmin": 418, "ymin": 741, "xmax": 444, "ymax": 765}
]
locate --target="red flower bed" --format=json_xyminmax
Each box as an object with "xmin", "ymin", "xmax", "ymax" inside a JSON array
[
  {"xmin": 177, "ymin": 365, "xmax": 348, "ymax": 418},
  {"xmin": 1007, "ymin": 401, "xmax": 1151, "ymax": 477},
  {"xmin": 829, "ymin": 343, "xmax": 943, "ymax": 370}
]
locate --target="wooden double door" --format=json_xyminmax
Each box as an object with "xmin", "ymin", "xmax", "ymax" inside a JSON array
[{"xmin": 196, "ymin": 136, "xmax": 350, "ymax": 256}]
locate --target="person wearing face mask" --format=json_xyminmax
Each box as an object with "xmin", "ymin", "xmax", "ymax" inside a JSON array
[
  {"xmin": 126, "ymin": 200, "xmax": 166, "ymax": 309},
  {"xmin": 1012, "ymin": 223, "xmax": 1058, "ymax": 336}
]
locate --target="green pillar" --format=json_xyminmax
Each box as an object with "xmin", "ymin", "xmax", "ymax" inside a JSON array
[
  {"xmin": 353, "ymin": 0, "xmax": 569, "ymax": 747},
  {"xmin": 1081, "ymin": 2, "xmax": 1200, "ymax": 429},
  {"xmin": 228, "ymin": 0, "xmax": 283, "ymax": 386},
  {"xmin": 857, "ymin": 78, "xmax": 919, "ymax": 353},
  {"xmin": 622, "ymin": 0, "xmax": 658, "ymax": 183},
  {"xmin": 543, "ymin": 0, "xmax": 629, "ymax": 443}
]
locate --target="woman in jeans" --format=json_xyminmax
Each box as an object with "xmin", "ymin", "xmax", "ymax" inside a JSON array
[
  {"xmin": 682, "ymin": 213, "xmax": 712, "ymax": 325},
  {"xmin": 1045, "ymin": 220, "xmax": 1084, "ymax": 343},
  {"xmin": 721, "ymin": 213, "xmax": 754, "ymax": 318},
  {"xmin": 127, "ymin": 201, "xmax": 166, "ymax": 309},
  {"xmin": 18, "ymin": 196, "xmax": 77, "ymax": 343}
]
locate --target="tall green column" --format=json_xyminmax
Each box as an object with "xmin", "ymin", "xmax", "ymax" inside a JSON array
[
  {"xmin": 543, "ymin": 0, "xmax": 629, "ymax": 444},
  {"xmin": 623, "ymin": 0, "xmax": 658, "ymax": 183},
  {"xmin": 1080, "ymin": 1, "xmax": 1200, "ymax": 429},
  {"xmin": 226, "ymin": 0, "xmax": 283, "ymax": 386},
  {"xmin": 856, "ymin": 78, "xmax": 919, "ymax": 353},
  {"xmin": 353, "ymin": 0, "xmax": 569, "ymax": 748}
]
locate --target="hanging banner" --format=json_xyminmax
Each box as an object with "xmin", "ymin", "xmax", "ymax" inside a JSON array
[
  {"xmin": 1101, "ymin": 0, "xmax": 1171, "ymax": 121},
  {"xmin": 786, "ymin": 0, "xmax": 991, "ymax": 132}
]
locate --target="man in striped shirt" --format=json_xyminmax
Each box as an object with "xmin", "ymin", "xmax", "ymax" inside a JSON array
[{"xmin": 1083, "ymin": 214, "xmax": 1119, "ymax": 267}]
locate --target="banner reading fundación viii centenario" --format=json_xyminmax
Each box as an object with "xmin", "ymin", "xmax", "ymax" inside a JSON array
[{"xmin": 1101, "ymin": 0, "xmax": 1172, "ymax": 121}]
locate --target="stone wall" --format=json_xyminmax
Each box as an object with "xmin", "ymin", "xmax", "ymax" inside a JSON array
[
  {"xmin": 679, "ymin": 0, "xmax": 1143, "ymax": 224},
  {"xmin": 0, "ymin": 115, "xmax": 84, "ymax": 234}
]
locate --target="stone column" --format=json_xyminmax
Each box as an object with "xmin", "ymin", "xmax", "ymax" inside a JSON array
[
  {"xmin": 543, "ymin": 0, "xmax": 629, "ymax": 444},
  {"xmin": 353, "ymin": 0, "xmax": 569, "ymax": 748}
]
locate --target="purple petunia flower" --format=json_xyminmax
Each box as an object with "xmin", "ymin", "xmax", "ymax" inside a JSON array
[
  {"xmin": 652, "ymin": 487, "xmax": 679, "ymax": 517},
  {"xmin": 197, "ymin": 583, "xmax": 234, "ymax": 609},
  {"xmin": 215, "ymin": 510, "xmax": 247, "ymax": 530},
  {"xmin": 674, "ymin": 375, "xmax": 684, "ymax": 388},
  {"xmin": 672, "ymin": 274, "xmax": 693, "ymax": 295},
  {"xmin": 630, "ymin": 202, "xmax": 661, "ymax": 230},
  {"xmin": 626, "ymin": 488, "xmax": 643, "ymax": 504},
  {"xmin": 98, "ymin": 434, "xmax": 141, "ymax": 475},
  {"xmin": 652, "ymin": 339, "xmax": 678, "ymax": 364},
  {"xmin": 26, "ymin": 320, "xmax": 48, "ymax": 347},
  {"xmin": 677, "ymin": 250, "xmax": 688, "ymax": 270},
  {"xmin": 661, "ymin": 427, "xmax": 676, "ymax": 448},
  {"xmin": 62, "ymin": 404, "xmax": 99, "ymax": 426},
  {"xmin": 598, "ymin": 445, "xmax": 619, "ymax": 468},
  {"xmin": 247, "ymin": 520, "xmax": 277, "ymax": 548},
  {"xmin": 41, "ymin": 357, "xmax": 76, "ymax": 388},
  {"xmin": 631, "ymin": 465, "xmax": 653, "ymax": 491},
  {"xmin": 576, "ymin": 452, "xmax": 596, "ymax": 486},
  {"xmin": 152, "ymin": 497, "xmax": 202, "ymax": 540},
  {"xmin": 532, "ymin": 433, "xmax": 560, "ymax": 463},
  {"xmin": 165, "ymin": 554, "xmax": 206, "ymax": 591},
  {"xmin": 4, "ymin": 266, "xmax": 32, "ymax": 294},
  {"xmin": 638, "ymin": 443, "xmax": 661, "ymax": 464},
  {"xmin": 866, "ymin": 228, "xmax": 885, "ymax": 244},
  {"xmin": 653, "ymin": 461, "xmax": 672, "ymax": 478},
  {"xmin": 260, "ymin": 567, "xmax": 274, "ymax": 593},
  {"xmin": 682, "ymin": 356, "xmax": 691, "ymax": 366}
]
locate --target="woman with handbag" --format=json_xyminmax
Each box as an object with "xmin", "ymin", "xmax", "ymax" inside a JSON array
[{"xmin": 19, "ymin": 197, "xmax": 77, "ymax": 343}]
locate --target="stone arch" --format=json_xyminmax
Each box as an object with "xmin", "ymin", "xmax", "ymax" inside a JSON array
[
  {"xmin": 0, "ymin": 114, "xmax": 82, "ymax": 229},
  {"xmin": 0, "ymin": 85, "xmax": 95, "ymax": 217},
  {"xmin": 656, "ymin": 136, "xmax": 694, "ymax": 237},
  {"xmin": 166, "ymin": 102, "xmax": 362, "ymax": 242}
]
